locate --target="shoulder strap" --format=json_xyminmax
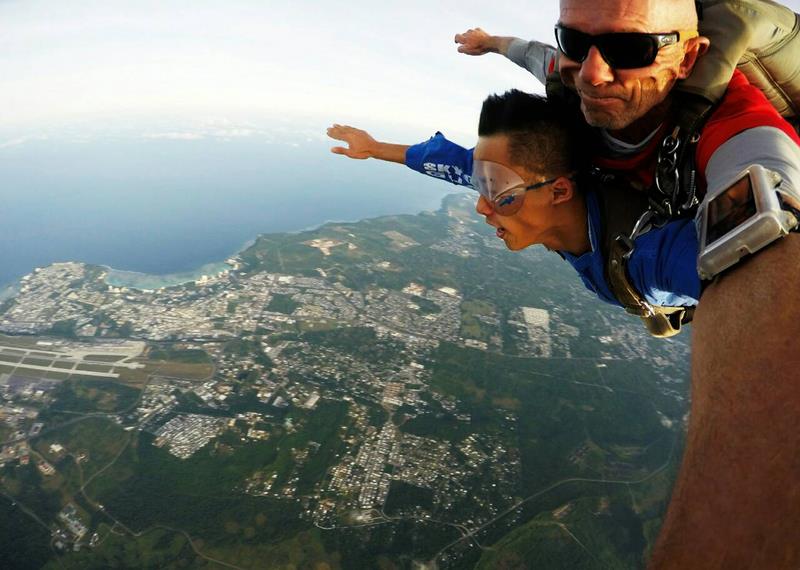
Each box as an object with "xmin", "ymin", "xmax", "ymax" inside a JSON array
[{"xmin": 652, "ymin": 93, "xmax": 718, "ymax": 219}]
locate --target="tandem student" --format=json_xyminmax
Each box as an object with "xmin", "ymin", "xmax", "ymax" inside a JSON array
[{"xmin": 328, "ymin": 90, "xmax": 700, "ymax": 335}]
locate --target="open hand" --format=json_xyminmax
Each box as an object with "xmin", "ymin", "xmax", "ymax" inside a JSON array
[
  {"xmin": 454, "ymin": 27, "xmax": 495, "ymax": 55},
  {"xmin": 327, "ymin": 124, "xmax": 377, "ymax": 159}
]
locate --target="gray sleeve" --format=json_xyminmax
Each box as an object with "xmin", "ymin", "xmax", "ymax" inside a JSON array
[
  {"xmin": 505, "ymin": 39, "xmax": 558, "ymax": 85},
  {"xmin": 703, "ymin": 126, "xmax": 800, "ymax": 202}
]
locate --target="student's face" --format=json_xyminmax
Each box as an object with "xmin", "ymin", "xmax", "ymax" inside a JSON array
[
  {"xmin": 557, "ymin": 0, "xmax": 691, "ymax": 130},
  {"xmin": 473, "ymin": 135, "xmax": 559, "ymax": 251}
]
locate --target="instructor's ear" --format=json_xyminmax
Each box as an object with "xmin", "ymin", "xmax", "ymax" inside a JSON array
[
  {"xmin": 678, "ymin": 36, "xmax": 711, "ymax": 79},
  {"xmin": 551, "ymin": 176, "xmax": 575, "ymax": 205}
]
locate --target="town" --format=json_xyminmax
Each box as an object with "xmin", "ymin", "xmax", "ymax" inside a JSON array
[{"xmin": 0, "ymin": 195, "xmax": 691, "ymax": 567}]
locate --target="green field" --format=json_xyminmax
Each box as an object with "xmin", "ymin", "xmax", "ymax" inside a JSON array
[
  {"xmin": 148, "ymin": 347, "xmax": 212, "ymax": 364},
  {"xmin": 48, "ymin": 380, "xmax": 141, "ymax": 414},
  {"xmin": 40, "ymin": 401, "xmax": 353, "ymax": 567},
  {"xmin": 384, "ymin": 481, "xmax": 435, "ymax": 516},
  {"xmin": 267, "ymin": 293, "xmax": 301, "ymax": 315},
  {"xmin": 0, "ymin": 496, "xmax": 53, "ymax": 570}
]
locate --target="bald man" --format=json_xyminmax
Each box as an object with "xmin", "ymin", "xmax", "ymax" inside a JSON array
[{"xmin": 456, "ymin": 0, "xmax": 800, "ymax": 568}]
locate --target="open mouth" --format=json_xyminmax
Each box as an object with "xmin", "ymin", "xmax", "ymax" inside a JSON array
[{"xmin": 485, "ymin": 217, "xmax": 507, "ymax": 239}]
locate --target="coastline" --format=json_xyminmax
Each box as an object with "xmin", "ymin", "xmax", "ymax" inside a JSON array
[
  {"xmin": 2, "ymin": 195, "xmax": 458, "ymax": 295},
  {"xmin": 104, "ymin": 205, "xmax": 445, "ymax": 291},
  {"xmin": 104, "ymin": 261, "xmax": 235, "ymax": 290},
  {"xmin": 0, "ymin": 284, "xmax": 18, "ymax": 303}
]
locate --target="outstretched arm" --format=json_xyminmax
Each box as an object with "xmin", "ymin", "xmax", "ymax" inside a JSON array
[
  {"xmin": 328, "ymin": 125, "xmax": 476, "ymax": 189},
  {"xmin": 327, "ymin": 124, "xmax": 409, "ymax": 164},
  {"xmin": 454, "ymin": 27, "xmax": 558, "ymax": 86},
  {"xmin": 454, "ymin": 27, "xmax": 518, "ymax": 57}
]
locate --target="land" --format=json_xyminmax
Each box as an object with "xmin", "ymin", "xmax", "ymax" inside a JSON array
[{"xmin": 0, "ymin": 194, "xmax": 690, "ymax": 569}]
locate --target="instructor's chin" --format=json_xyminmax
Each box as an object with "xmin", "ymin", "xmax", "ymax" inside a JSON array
[
  {"xmin": 581, "ymin": 105, "xmax": 619, "ymax": 129},
  {"xmin": 580, "ymin": 100, "xmax": 633, "ymax": 129}
]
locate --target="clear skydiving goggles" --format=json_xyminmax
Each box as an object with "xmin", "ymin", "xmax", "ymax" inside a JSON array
[{"xmin": 472, "ymin": 159, "xmax": 572, "ymax": 216}]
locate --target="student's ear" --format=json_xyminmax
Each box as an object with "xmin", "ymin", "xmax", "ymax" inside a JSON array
[{"xmin": 551, "ymin": 176, "xmax": 575, "ymax": 205}]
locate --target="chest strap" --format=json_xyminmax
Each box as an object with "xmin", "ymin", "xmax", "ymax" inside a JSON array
[
  {"xmin": 594, "ymin": 178, "xmax": 695, "ymax": 338},
  {"xmin": 608, "ymin": 236, "xmax": 695, "ymax": 337}
]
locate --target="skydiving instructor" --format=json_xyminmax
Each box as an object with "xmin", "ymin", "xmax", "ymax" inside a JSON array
[{"xmin": 454, "ymin": 0, "xmax": 800, "ymax": 567}]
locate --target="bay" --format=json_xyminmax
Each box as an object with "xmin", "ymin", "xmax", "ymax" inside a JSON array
[{"xmin": 0, "ymin": 136, "xmax": 462, "ymax": 289}]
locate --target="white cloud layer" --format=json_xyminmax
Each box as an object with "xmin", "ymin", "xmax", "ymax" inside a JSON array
[
  {"xmin": 2, "ymin": 0, "xmax": 799, "ymax": 141},
  {"xmin": 0, "ymin": 0, "xmax": 562, "ymax": 139}
]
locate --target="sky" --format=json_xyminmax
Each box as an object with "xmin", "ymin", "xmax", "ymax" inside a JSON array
[
  {"xmin": 2, "ymin": 0, "xmax": 800, "ymax": 146},
  {"xmin": 0, "ymin": 0, "xmax": 565, "ymax": 146},
  {"xmin": 0, "ymin": 1, "xmax": 571, "ymax": 287},
  {"xmin": 2, "ymin": 0, "xmax": 800, "ymax": 288}
]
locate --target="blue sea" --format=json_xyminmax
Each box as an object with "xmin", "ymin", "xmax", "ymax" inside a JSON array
[{"xmin": 0, "ymin": 136, "xmax": 463, "ymax": 290}]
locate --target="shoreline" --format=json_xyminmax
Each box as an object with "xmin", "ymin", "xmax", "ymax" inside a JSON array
[
  {"xmin": 104, "ymin": 261, "xmax": 236, "ymax": 290},
  {"xmin": 0, "ymin": 284, "xmax": 18, "ymax": 303},
  {"xmin": 103, "ymin": 205, "xmax": 444, "ymax": 290},
  {"xmin": 1, "ymin": 195, "xmax": 459, "ymax": 294}
]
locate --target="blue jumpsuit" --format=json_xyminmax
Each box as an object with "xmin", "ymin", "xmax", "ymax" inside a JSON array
[{"xmin": 405, "ymin": 132, "xmax": 701, "ymax": 308}]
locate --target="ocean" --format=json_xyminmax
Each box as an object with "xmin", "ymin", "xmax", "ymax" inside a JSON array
[{"xmin": 0, "ymin": 136, "xmax": 463, "ymax": 290}]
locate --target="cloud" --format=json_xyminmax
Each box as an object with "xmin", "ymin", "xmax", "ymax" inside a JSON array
[
  {"xmin": 0, "ymin": 0, "xmax": 560, "ymax": 138},
  {"xmin": 0, "ymin": 134, "xmax": 49, "ymax": 149},
  {"xmin": 142, "ymin": 132, "xmax": 204, "ymax": 140}
]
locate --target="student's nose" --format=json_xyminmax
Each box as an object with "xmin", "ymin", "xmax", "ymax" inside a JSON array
[{"xmin": 476, "ymin": 195, "xmax": 493, "ymax": 216}]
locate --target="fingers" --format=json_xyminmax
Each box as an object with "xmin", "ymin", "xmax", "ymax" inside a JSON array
[
  {"xmin": 327, "ymin": 124, "xmax": 371, "ymax": 159},
  {"xmin": 327, "ymin": 123, "xmax": 352, "ymax": 142},
  {"xmin": 328, "ymin": 123, "xmax": 351, "ymax": 154},
  {"xmin": 330, "ymin": 145, "xmax": 357, "ymax": 158},
  {"xmin": 327, "ymin": 123, "xmax": 357, "ymax": 137},
  {"xmin": 454, "ymin": 30, "xmax": 472, "ymax": 44},
  {"xmin": 454, "ymin": 28, "xmax": 489, "ymax": 56},
  {"xmin": 330, "ymin": 146, "xmax": 367, "ymax": 160},
  {"xmin": 327, "ymin": 123, "xmax": 343, "ymax": 135},
  {"xmin": 454, "ymin": 27, "xmax": 484, "ymax": 43}
]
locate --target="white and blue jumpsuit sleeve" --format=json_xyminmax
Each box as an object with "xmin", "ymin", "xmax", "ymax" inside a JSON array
[{"xmin": 404, "ymin": 132, "xmax": 475, "ymax": 188}]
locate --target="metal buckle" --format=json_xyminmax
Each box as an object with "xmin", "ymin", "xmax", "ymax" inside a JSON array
[{"xmin": 656, "ymin": 126, "xmax": 681, "ymax": 199}]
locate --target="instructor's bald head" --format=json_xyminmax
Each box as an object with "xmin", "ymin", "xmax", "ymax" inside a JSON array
[
  {"xmin": 560, "ymin": 0, "xmax": 699, "ymax": 34},
  {"xmin": 557, "ymin": 0, "xmax": 708, "ymax": 133}
]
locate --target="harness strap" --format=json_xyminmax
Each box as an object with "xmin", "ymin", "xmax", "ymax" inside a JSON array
[
  {"xmin": 592, "ymin": 178, "xmax": 694, "ymax": 338},
  {"xmin": 608, "ymin": 236, "xmax": 694, "ymax": 338},
  {"xmin": 654, "ymin": 94, "xmax": 717, "ymax": 216}
]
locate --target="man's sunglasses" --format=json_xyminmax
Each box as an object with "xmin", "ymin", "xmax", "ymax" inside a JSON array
[{"xmin": 554, "ymin": 25, "xmax": 698, "ymax": 70}]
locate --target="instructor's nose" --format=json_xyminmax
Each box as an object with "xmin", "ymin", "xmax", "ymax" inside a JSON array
[{"xmin": 579, "ymin": 46, "xmax": 615, "ymax": 86}]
